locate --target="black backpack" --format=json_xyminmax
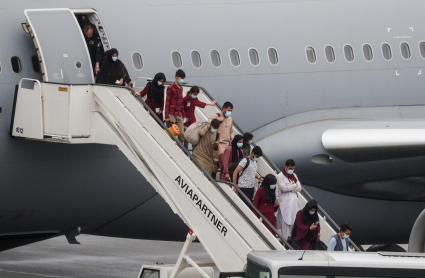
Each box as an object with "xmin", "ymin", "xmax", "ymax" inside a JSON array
[{"xmin": 228, "ymin": 157, "xmax": 250, "ymax": 183}]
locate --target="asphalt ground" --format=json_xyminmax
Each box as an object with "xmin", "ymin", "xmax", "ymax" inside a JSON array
[{"xmin": 0, "ymin": 235, "xmax": 214, "ymax": 278}]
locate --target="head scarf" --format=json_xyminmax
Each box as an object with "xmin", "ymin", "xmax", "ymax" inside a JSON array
[
  {"xmin": 149, "ymin": 73, "xmax": 166, "ymax": 103},
  {"xmin": 260, "ymin": 174, "xmax": 277, "ymax": 204},
  {"xmin": 98, "ymin": 48, "xmax": 125, "ymax": 85},
  {"xmin": 302, "ymin": 199, "xmax": 319, "ymax": 226},
  {"xmin": 231, "ymin": 135, "xmax": 244, "ymax": 163}
]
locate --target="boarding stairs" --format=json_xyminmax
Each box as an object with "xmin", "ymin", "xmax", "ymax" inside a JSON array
[{"xmin": 11, "ymin": 79, "xmax": 360, "ymax": 276}]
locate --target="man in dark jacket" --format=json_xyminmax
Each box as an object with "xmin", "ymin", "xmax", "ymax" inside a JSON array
[
  {"xmin": 83, "ymin": 25, "xmax": 104, "ymax": 75},
  {"xmin": 327, "ymin": 223, "xmax": 353, "ymax": 251}
]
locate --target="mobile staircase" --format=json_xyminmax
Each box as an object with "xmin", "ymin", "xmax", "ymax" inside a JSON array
[{"xmin": 11, "ymin": 79, "xmax": 360, "ymax": 278}]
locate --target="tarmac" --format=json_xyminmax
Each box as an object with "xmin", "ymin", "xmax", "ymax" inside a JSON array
[{"xmin": 0, "ymin": 235, "xmax": 214, "ymax": 278}]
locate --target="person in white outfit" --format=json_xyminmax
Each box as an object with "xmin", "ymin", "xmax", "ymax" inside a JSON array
[{"xmin": 277, "ymin": 159, "xmax": 302, "ymax": 240}]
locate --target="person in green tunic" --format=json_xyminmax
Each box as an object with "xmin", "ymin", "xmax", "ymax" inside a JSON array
[{"xmin": 193, "ymin": 119, "xmax": 221, "ymax": 174}]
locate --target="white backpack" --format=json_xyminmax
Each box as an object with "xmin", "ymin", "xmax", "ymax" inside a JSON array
[{"xmin": 184, "ymin": 122, "xmax": 208, "ymax": 145}]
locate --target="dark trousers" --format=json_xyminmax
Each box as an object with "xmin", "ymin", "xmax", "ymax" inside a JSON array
[{"xmin": 239, "ymin": 187, "xmax": 255, "ymax": 208}]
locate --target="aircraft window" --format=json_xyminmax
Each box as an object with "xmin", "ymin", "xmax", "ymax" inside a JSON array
[
  {"xmin": 229, "ymin": 49, "xmax": 241, "ymax": 67},
  {"xmin": 31, "ymin": 55, "xmax": 41, "ymax": 73},
  {"xmin": 11, "ymin": 56, "xmax": 22, "ymax": 73},
  {"xmin": 248, "ymin": 48, "xmax": 260, "ymax": 66},
  {"xmin": 132, "ymin": 52, "xmax": 144, "ymax": 70},
  {"xmin": 267, "ymin": 47, "xmax": 279, "ymax": 65},
  {"xmin": 344, "ymin": 45, "xmax": 355, "ymax": 62},
  {"xmin": 210, "ymin": 50, "xmax": 222, "ymax": 68},
  {"xmin": 171, "ymin": 51, "xmax": 183, "ymax": 69},
  {"xmin": 362, "ymin": 44, "xmax": 374, "ymax": 61},
  {"xmin": 400, "ymin": 42, "xmax": 411, "ymax": 60},
  {"xmin": 325, "ymin": 45, "xmax": 336, "ymax": 63},
  {"xmin": 0, "ymin": 60, "xmax": 2, "ymax": 74},
  {"xmin": 191, "ymin": 50, "xmax": 202, "ymax": 68},
  {"xmin": 419, "ymin": 41, "xmax": 425, "ymax": 59},
  {"xmin": 305, "ymin": 46, "xmax": 317, "ymax": 64},
  {"xmin": 381, "ymin": 43, "xmax": 392, "ymax": 61}
]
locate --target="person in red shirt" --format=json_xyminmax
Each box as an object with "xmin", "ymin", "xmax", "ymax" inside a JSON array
[
  {"xmin": 253, "ymin": 174, "xmax": 280, "ymax": 234},
  {"xmin": 134, "ymin": 72, "xmax": 166, "ymax": 121},
  {"xmin": 183, "ymin": 86, "xmax": 216, "ymax": 149},
  {"xmin": 165, "ymin": 70, "xmax": 186, "ymax": 143}
]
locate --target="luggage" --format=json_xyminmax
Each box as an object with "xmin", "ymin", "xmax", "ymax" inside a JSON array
[
  {"xmin": 184, "ymin": 122, "xmax": 208, "ymax": 145},
  {"xmin": 228, "ymin": 157, "xmax": 250, "ymax": 183}
]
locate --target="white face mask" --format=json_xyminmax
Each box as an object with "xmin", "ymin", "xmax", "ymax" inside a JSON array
[{"xmin": 270, "ymin": 185, "xmax": 276, "ymax": 190}]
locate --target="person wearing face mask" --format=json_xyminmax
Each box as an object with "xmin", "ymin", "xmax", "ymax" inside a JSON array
[
  {"xmin": 327, "ymin": 224, "xmax": 353, "ymax": 252},
  {"xmin": 165, "ymin": 69, "xmax": 187, "ymax": 144},
  {"xmin": 97, "ymin": 48, "xmax": 128, "ymax": 86},
  {"xmin": 253, "ymin": 174, "xmax": 280, "ymax": 234},
  {"xmin": 134, "ymin": 73, "xmax": 166, "ymax": 121},
  {"xmin": 294, "ymin": 199, "xmax": 321, "ymax": 250},
  {"xmin": 183, "ymin": 86, "xmax": 217, "ymax": 149},
  {"xmin": 221, "ymin": 135, "xmax": 244, "ymax": 181},
  {"xmin": 233, "ymin": 146, "xmax": 264, "ymax": 207},
  {"xmin": 209, "ymin": 102, "xmax": 234, "ymax": 179},
  {"xmin": 192, "ymin": 119, "xmax": 221, "ymax": 174},
  {"xmin": 277, "ymin": 159, "xmax": 302, "ymax": 240},
  {"xmin": 242, "ymin": 132, "xmax": 254, "ymax": 157}
]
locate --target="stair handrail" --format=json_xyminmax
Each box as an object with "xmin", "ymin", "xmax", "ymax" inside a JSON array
[
  {"xmin": 197, "ymin": 85, "xmax": 362, "ymax": 252},
  {"xmin": 92, "ymin": 83, "xmax": 289, "ymax": 251},
  {"xmin": 219, "ymin": 180, "xmax": 293, "ymax": 249}
]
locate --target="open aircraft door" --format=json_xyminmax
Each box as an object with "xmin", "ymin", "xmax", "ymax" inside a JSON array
[{"xmin": 24, "ymin": 9, "xmax": 95, "ymax": 84}]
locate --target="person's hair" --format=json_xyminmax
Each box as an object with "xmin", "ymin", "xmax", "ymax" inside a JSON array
[
  {"xmin": 83, "ymin": 25, "xmax": 93, "ymax": 32},
  {"xmin": 211, "ymin": 119, "xmax": 220, "ymax": 129},
  {"xmin": 175, "ymin": 69, "xmax": 186, "ymax": 78},
  {"xmin": 252, "ymin": 146, "xmax": 262, "ymax": 156},
  {"xmin": 285, "ymin": 159, "xmax": 296, "ymax": 167},
  {"xmin": 187, "ymin": 86, "xmax": 200, "ymax": 95},
  {"xmin": 222, "ymin": 102, "xmax": 233, "ymax": 110},
  {"xmin": 340, "ymin": 223, "xmax": 353, "ymax": 233},
  {"xmin": 243, "ymin": 132, "xmax": 253, "ymax": 147}
]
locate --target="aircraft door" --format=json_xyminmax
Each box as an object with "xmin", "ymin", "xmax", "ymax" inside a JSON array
[{"xmin": 24, "ymin": 9, "xmax": 94, "ymax": 84}]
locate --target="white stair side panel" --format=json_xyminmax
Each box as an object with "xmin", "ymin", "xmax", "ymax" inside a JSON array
[
  {"xmin": 12, "ymin": 82, "xmax": 43, "ymax": 139},
  {"xmin": 93, "ymin": 87, "xmax": 259, "ymax": 271}
]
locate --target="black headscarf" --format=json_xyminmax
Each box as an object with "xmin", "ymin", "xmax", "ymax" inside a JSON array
[
  {"xmin": 261, "ymin": 174, "xmax": 277, "ymax": 204},
  {"xmin": 97, "ymin": 48, "xmax": 126, "ymax": 85},
  {"xmin": 149, "ymin": 73, "xmax": 166, "ymax": 103},
  {"xmin": 231, "ymin": 135, "xmax": 244, "ymax": 162},
  {"xmin": 302, "ymin": 199, "xmax": 319, "ymax": 226}
]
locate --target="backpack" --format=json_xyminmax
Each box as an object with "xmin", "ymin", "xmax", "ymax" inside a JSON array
[
  {"xmin": 228, "ymin": 157, "xmax": 250, "ymax": 183},
  {"xmin": 184, "ymin": 122, "xmax": 208, "ymax": 145}
]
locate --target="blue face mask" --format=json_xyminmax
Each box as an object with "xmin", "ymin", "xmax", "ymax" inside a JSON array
[
  {"xmin": 309, "ymin": 211, "xmax": 315, "ymax": 215},
  {"xmin": 210, "ymin": 128, "xmax": 217, "ymax": 133},
  {"xmin": 112, "ymin": 56, "xmax": 118, "ymax": 62},
  {"xmin": 237, "ymin": 142, "xmax": 243, "ymax": 148},
  {"xmin": 252, "ymin": 157, "xmax": 258, "ymax": 162},
  {"xmin": 178, "ymin": 79, "xmax": 185, "ymax": 85},
  {"xmin": 248, "ymin": 140, "xmax": 253, "ymax": 145},
  {"xmin": 270, "ymin": 185, "xmax": 276, "ymax": 190},
  {"xmin": 191, "ymin": 94, "xmax": 197, "ymax": 99},
  {"xmin": 225, "ymin": 111, "xmax": 232, "ymax": 118},
  {"xmin": 343, "ymin": 234, "xmax": 350, "ymax": 239},
  {"xmin": 158, "ymin": 82, "xmax": 163, "ymax": 86},
  {"xmin": 287, "ymin": 169, "xmax": 294, "ymax": 175}
]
